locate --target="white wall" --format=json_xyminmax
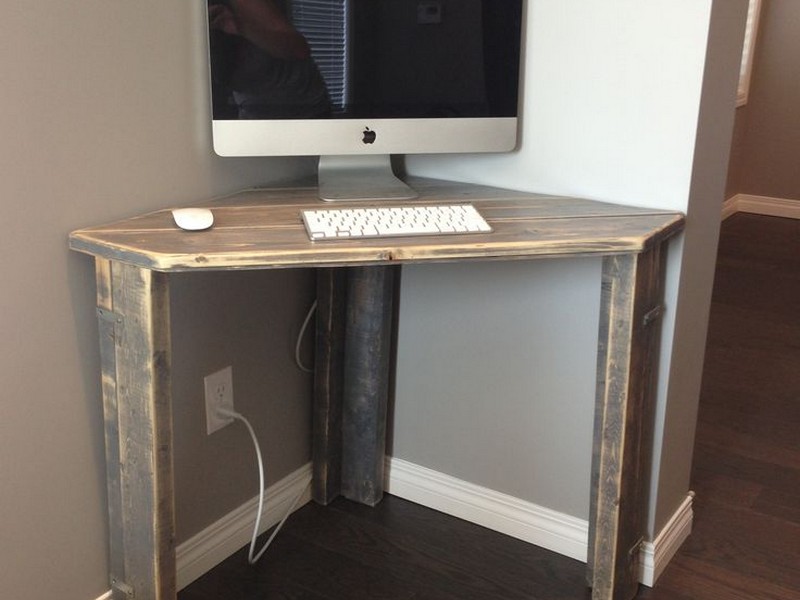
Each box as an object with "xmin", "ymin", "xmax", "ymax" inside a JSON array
[
  {"xmin": 650, "ymin": 0, "xmax": 749, "ymax": 530},
  {"xmin": 397, "ymin": 0, "xmax": 746, "ymax": 536},
  {"xmin": 0, "ymin": 2, "xmax": 315, "ymax": 599}
]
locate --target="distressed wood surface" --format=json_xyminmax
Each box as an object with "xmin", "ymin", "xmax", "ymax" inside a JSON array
[
  {"xmin": 340, "ymin": 266, "xmax": 395, "ymax": 506},
  {"xmin": 72, "ymin": 179, "xmax": 685, "ymax": 600},
  {"xmin": 98, "ymin": 260, "xmax": 175, "ymax": 600},
  {"xmin": 312, "ymin": 268, "xmax": 347, "ymax": 505},
  {"xmin": 96, "ymin": 259, "xmax": 126, "ymax": 597},
  {"xmin": 588, "ymin": 247, "xmax": 665, "ymax": 600},
  {"xmin": 69, "ymin": 178, "xmax": 684, "ymax": 272}
]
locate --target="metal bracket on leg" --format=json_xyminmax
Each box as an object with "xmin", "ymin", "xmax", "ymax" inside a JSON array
[
  {"xmin": 642, "ymin": 304, "xmax": 664, "ymax": 327},
  {"xmin": 97, "ymin": 307, "xmax": 124, "ymax": 328},
  {"xmin": 111, "ymin": 578, "xmax": 135, "ymax": 599}
]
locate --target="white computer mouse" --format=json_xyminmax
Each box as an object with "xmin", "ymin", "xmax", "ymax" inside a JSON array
[{"xmin": 172, "ymin": 208, "xmax": 214, "ymax": 231}]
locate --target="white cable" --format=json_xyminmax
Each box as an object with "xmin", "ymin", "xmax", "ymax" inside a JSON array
[
  {"xmin": 217, "ymin": 407, "xmax": 309, "ymax": 565},
  {"xmin": 295, "ymin": 299, "xmax": 318, "ymax": 373}
]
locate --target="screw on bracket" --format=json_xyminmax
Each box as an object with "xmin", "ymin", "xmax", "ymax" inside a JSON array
[
  {"xmin": 112, "ymin": 578, "xmax": 135, "ymax": 599},
  {"xmin": 97, "ymin": 307, "xmax": 124, "ymax": 325}
]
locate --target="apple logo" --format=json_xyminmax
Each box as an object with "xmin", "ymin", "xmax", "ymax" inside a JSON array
[{"xmin": 362, "ymin": 127, "xmax": 377, "ymax": 144}]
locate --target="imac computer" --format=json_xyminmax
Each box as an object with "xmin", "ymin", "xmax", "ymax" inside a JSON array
[{"xmin": 206, "ymin": 0, "xmax": 523, "ymax": 201}]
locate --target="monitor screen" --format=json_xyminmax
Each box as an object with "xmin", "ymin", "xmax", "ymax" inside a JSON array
[{"xmin": 206, "ymin": 0, "xmax": 524, "ymax": 199}]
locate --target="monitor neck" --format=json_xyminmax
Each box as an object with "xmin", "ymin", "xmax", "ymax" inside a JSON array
[{"xmin": 317, "ymin": 155, "xmax": 418, "ymax": 202}]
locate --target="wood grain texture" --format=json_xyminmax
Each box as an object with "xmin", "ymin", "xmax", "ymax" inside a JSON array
[
  {"xmin": 69, "ymin": 179, "xmax": 684, "ymax": 272},
  {"xmin": 107, "ymin": 261, "xmax": 175, "ymax": 600},
  {"xmin": 179, "ymin": 496, "xmax": 592, "ymax": 600},
  {"xmin": 72, "ymin": 179, "xmax": 686, "ymax": 600},
  {"xmin": 312, "ymin": 268, "xmax": 347, "ymax": 505},
  {"xmin": 589, "ymin": 254, "xmax": 636, "ymax": 598},
  {"xmin": 96, "ymin": 258, "xmax": 126, "ymax": 597},
  {"xmin": 640, "ymin": 214, "xmax": 800, "ymax": 600},
  {"xmin": 589, "ymin": 247, "xmax": 664, "ymax": 600},
  {"xmin": 341, "ymin": 267, "xmax": 395, "ymax": 506}
]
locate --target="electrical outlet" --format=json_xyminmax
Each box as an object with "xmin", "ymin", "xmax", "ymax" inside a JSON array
[{"xmin": 204, "ymin": 366, "xmax": 235, "ymax": 435}]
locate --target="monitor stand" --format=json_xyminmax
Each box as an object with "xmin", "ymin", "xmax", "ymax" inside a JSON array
[{"xmin": 318, "ymin": 155, "xmax": 419, "ymax": 202}]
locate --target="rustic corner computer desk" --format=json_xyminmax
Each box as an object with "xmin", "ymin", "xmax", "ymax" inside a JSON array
[{"xmin": 69, "ymin": 177, "xmax": 684, "ymax": 600}]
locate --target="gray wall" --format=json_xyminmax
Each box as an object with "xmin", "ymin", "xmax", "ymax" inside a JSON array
[
  {"xmin": 170, "ymin": 270, "xmax": 315, "ymax": 543},
  {"xmin": 392, "ymin": 259, "xmax": 600, "ymax": 517},
  {"xmin": 400, "ymin": 0, "xmax": 746, "ymax": 537},
  {"xmin": 0, "ymin": 3, "xmax": 315, "ymax": 599},
  {"xmin": 727, "ymin": 0, "xmax": 800, "ymax": 200}
]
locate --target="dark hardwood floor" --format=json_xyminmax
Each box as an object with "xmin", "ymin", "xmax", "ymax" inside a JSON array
[
  {"xmin": 639, "ymin": 213, "xmax": 800, "ymax": 600},
  {"xmin": 180, "ymin": 213, "xmax": 800, "ymax": 600}
]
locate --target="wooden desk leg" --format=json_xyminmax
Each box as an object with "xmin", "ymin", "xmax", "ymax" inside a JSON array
[
  {"xmin": 312, "ymin": 268, "xmax": 347, "ymax": 505},
  {"xmin": 96, "ymin": 259, "xmax": 175, "ymax": 600},
  {"xmin": 588, "ymin": 246, "xmax": 665, "ymax": 600},
  {"xmin": 341, "ymin": 266, "xmax": 394, "ymax": 506}
]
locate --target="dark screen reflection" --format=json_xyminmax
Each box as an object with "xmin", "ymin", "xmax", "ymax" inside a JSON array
[
  {"xmin": 208, "ymin": 0, "xmax": 522, "ymax": 121},
  {"xmin": 208, "ymin": 0, "xmax": 331, "ymax": 118}
]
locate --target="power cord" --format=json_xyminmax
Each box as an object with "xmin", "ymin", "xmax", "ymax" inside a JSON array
[
  {"xmin": 217, "ymin": 407, "xmax": 310, "ymax": 565},
  {"xmin": 295, "ymin": 299, "xmax": 317, "ymax": 373},
  {"xmin": 209, "ymin": 298, "xmax": 316, "ymax": 564}
]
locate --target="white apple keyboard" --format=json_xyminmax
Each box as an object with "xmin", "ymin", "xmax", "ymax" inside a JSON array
[{"xmin": 301, "ymin": 204, "xmax": 492, "ymax": 241}]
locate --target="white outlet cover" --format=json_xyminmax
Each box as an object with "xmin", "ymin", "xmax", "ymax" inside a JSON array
[{"xmin": 204, "ymin": 366, "xmax": 235, "ymax": 435}]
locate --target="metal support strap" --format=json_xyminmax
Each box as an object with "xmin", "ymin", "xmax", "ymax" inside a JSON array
[
  {"xmin": 112, "ymin": 578, "xmax": 135, "ymax": 599},
  {"xmin": 97, "ymin": 307, "xmax": 124, "ymax": 329},
  {"xmin": 642, "ymin": 304, "xmax": 664, "ymax": 327}
]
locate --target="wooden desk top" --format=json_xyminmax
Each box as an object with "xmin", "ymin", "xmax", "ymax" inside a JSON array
[{"xmin": 69, "ymin": 178, "xmax": 684, "ymax": 271}]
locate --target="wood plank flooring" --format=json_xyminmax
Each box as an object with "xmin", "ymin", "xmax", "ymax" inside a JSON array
[
  {"xmin": 638, "ymin": 213, "xmax": 800, "ymax": 600},
  {"xmin": 179, "ymin": 213, "xmax": 800, "ymax": 600}
]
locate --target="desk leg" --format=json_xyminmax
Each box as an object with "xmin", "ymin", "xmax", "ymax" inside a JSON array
[
  {"xmin": 341, "ymin": 266, "xmax": 394, "ymax": 506},
  {"xmin": 589, "ymin": 247, "xmax": 664, "ymax": 600},
  {"xmin": 312, "ymin": 268, "xmax": 347, "ymax": 505},
  {"xmin": 96, "ymin": 259, "xmax": 175, "ymax": 600}
]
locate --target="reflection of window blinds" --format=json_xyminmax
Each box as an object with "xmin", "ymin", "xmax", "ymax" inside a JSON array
[
  {"xmin": 291, "ymin": 0, "xmax": 348, "ymax": 111},
  {"xmin": 738, "ymin": 0, "xmax": 762, "ymax": 106}
]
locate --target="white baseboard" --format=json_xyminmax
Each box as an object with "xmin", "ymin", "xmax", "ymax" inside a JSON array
[
  {"xmin": 386, "ymin": 457, "xmax": 589, "ymax": 561},
  {"xmin": 93, "ymin": 458, "xmax": 691, "ymax": 598},
  {"xmin": 176, "ymin": 462, "xmax": 312, "ymax": 589},
  {"xmin": 724, "ymin": 193, "xmax": 800, "ymax": 220},
  {"xmin": 722, "ymin": 195, "xmax": 740, "ymax": 220},
  {"xmin": 92, "ymin": 462, "xmax": 312, "ymax": 600},
  {"xmin": 638, "ymin": 491, "xmax": 694, "ymax": 587},
  {"xmin": 385, "ymin": 456, "xmax": 693, "ymax": 587}
]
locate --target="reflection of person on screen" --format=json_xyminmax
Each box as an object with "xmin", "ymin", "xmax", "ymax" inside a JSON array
[{"xmin": 208, "ymin": 0, "xmax": 330, "ymax": 119}]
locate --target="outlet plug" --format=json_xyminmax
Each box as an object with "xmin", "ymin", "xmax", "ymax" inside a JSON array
[{"xmin": 204, "ymin": 366, "xmax": 235, "ymax": 435}]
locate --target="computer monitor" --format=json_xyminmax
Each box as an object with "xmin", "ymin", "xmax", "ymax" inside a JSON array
[{"xmin": 206, "ymin": 0, "xmax": 523, "ymax": 200}]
